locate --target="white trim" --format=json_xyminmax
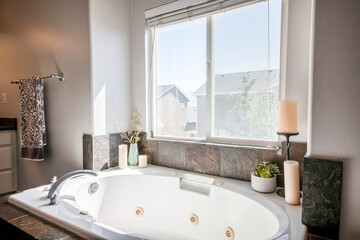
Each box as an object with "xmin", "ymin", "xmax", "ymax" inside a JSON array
[
  {"xmin": 147, "ymin": 27, "xmax": 157, "ymax": 137},
  {"xmin": 273, "ymin": 0, "xmax": 289, "ymax": 145},
  {"xmin": 89, "ymin": 3, "xmax": 95, "ymax": 135},
  {"xmin": 149, "ymin": 135, "xmax": 281, "ymax": 149},
  {"xmin": 205, "ymin": 16, "xmax": 214, "ymax": 139},
  {"xmin": 147, "ymin": 0, "xmax": 286, "ymax": 148},
  {"xmin": 207, "ymin": 136, "xmax": 281, "ymax": 148},
  {"xmin": 307, "ymin": 0, "xmax": 316, "ymax": 156},
  {"xmin": 279, "ymin": 0, "xmax": 289, "ymax": 101},
  {"xmin": 145, "ymin": 24, "xmax": 150, "ymax": 133}
]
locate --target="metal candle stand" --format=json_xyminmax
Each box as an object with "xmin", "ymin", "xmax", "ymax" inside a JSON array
[
  {"xmin": 277, "ymin": 132, "xmax": 299, "ymax": 160},
  {"xmin": 276, "ymin": 132, "xmax": 299, "ymax": 198}
]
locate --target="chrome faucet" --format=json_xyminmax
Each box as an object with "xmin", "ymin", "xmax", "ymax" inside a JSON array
[{"xmin": 47, "ymin": 170, "xmax": 98, "ymax": 204}]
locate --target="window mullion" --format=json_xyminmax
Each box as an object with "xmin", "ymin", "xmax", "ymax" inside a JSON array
[
  {"xmin": 205, "ymin": 16, "xmax": 214, "ymax": 140},
  {"xmin": 149, "ymin": 27, "xmax": 157, "ymax": 137}
]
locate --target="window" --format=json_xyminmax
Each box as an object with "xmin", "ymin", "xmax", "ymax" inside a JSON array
[
  {"xmin": 153, "ymin": 18, "xmax": 206, "ymax": 138},
  {"xmin": 147, "ymin": 0, "xmax": 284, "ymax": 146}
]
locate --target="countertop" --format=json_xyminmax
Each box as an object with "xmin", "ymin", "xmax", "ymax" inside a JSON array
[{"xmin": 0, "ymin": 118, "xmax": 17, "ymax": 131}]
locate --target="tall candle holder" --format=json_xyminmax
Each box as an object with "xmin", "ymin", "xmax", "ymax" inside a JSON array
[
  {"xmin": 277, "ymin": 132, "xmax": 299, "ymax": 160},
  {"xmin": 276, "ymin": 132, "xmax": 299, "ymax": 198}
]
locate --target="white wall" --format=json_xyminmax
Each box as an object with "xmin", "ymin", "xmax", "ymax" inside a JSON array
[
  {"xmin": 308, "ymin": 0, "xmax": 360, "ymax": 238},
  {"xmin": 0, "ymin": 0, "xmax": 92, "ymax": 190},
  {"xmin": 285, "ymin": 0, "xmax": 311, "ymax": 142},
  {"xmin": 90, "ymin": 0, "xmax": 133, "ymax": 135},
  {"xmin": 131, "ymin": 0, "xmax": 172, "ymax": 130},
  {"xmin": 131, "ymin": 0, "xmax": 311, "ymax": 142}
]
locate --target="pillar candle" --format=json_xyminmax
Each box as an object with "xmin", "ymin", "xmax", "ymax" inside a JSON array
[
  {"xmin": 284, "ymin": 160, "xmax": 300, "ymax": 205},
  {"xmin": 139, "ymin": 155, "xmax": 148, "ymax": 168},
  {"xmin": 118, "ymin": 144, "xmax": 128, "ymax": 169},
  {"xmin": 279, "ymin": 100, "xmax": 297, "ymax": 133}
]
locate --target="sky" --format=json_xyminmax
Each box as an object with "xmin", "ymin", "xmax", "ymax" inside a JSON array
[{"xmin": 155, "ymin": 0, "xmax": 282, "ymax": 92}]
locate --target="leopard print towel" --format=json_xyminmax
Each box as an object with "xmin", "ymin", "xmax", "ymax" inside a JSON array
[{"xmin": 19, "ymin": 76, "xmax": 46, "ymax": 160}]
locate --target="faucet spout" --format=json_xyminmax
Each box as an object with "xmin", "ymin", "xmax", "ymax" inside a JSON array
[{"xmin": 47, "ymin": 169, "xmax": 98, "ymax": 204}]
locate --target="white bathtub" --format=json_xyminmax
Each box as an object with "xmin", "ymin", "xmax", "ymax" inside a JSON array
[{"xmin": 9, "ymin": 165, "xmax": 306, "ymax": 240}]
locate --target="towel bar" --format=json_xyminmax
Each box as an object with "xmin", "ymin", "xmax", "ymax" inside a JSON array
[{"xmin": 10, "ymin": 74, "xmax": 64, "ymax": 84}]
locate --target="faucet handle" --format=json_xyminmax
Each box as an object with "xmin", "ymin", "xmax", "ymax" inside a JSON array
[
  {"xmin": 51, "ymin": 176, "xmax": 57, "ymax": 186},
  {"xmin": 43, "ymin": 176, "xmax": 57, "ymax": 192}
]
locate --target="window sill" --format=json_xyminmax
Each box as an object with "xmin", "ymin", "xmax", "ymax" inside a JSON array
[{"xmin": 148, "ymin": 137, "xmax": 282, "ymax": 152}]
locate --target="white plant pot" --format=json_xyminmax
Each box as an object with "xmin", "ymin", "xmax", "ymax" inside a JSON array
[{"xmin": 251, "ymin": 173, "xmax": 277, "ymax": 193}]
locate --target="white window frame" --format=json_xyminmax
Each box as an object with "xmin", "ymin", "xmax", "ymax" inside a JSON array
[{"xmin": 146, "ymin": 0, "xmax": 288, "ymax": 148}]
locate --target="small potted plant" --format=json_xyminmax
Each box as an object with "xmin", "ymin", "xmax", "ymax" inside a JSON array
[
  {"xmin": 251, "ymin": 161, "xmax": 280, "ymax": 193},
  {"xmin": 121, "ymin": 111, "xmax": 143, "ymax": 166}
]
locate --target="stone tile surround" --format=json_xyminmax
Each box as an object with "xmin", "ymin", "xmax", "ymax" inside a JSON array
[
  {"xmin": 83, "ymin": 132, "xmax": 307, "ymax": 188},
  {"xmin": 153, "ymin": 139, "xmax": 306, "ymax": 188},
  {"xmin": 83, "ymin": 135, "xmax": 343, "ymax": 240},
  {"xmin": 83, "ymin": 132, "xmax": 157, "ymax": 171},
  {"xmin": 0, "ymin": 193, "xmax": 82, "ymax": 240},
  {"xmin": 302, "ymin": 157, "xmax": 343, "ymax": 239}
]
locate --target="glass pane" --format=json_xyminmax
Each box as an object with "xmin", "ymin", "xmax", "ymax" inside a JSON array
[
  {"xmin": 155, "ymin": 18, "xmax": 206, "ymax": 138},
  {"xmin": 213, "ymin": 0, "xmax": 282, "ymax": 141}
]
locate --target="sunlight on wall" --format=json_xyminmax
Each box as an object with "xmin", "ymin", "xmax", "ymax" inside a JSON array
[
  {"xmin": 94, "ymin": 85, "xmax": 106, "ymax": 135},
  {"xmin": 89, "ymin": 0, "xmax": 133, "ymax": 135}
]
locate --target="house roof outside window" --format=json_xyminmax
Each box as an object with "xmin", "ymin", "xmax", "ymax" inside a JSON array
[
  {"xmin": 194, "ymin": 69, "xmax": 279, "ymax": 96},
  {"xmin": 157, "ymin": 84, "xmax": 190, "ymax": 103}
]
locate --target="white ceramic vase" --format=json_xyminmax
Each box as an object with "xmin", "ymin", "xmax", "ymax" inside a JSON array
[{"xmin": 251, "ymin": 173, "xmax": 277, "ymax": 193}]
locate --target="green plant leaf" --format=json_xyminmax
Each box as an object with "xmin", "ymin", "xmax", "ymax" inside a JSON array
[{"xmin": 253, "ymin": 161, "xmax": 280, "ymax": 178}]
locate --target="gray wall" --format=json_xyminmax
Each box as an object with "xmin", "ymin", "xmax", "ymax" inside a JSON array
[
  {"xmin": 309, "ymin": 0, "xmax": 360, "ymax": 238},
  {"xmin": 0, "ymin": 0, "xmax": 92, "ymax": 190}
]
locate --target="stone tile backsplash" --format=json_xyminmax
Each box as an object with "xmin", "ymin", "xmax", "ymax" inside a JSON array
[
  {"xmin": 83, "ymin": 132, "xmax": 307, "ymax": 187},
  {"xmin": 84, "ymin": 132, "xmax": 157, "ymax": 171},
  {"xmin": 153, "ymin": 139, "xmax": 306, "ymax": 188},
  {"xmin": 83, "ymin": 133, "xmax": 123, "ymax": 171},
  {"xmin": 220, "ymin": 147, "xmax": 262, "ymax": 181},
  {"xmin": 186, "ymin": 143, "xmax": 220, "ymax": 176},
  {"xmin": 83, "ymin": 134, "xmax": 93, "ymax": 170}
]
